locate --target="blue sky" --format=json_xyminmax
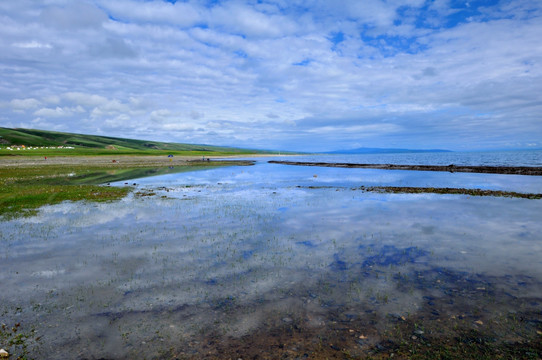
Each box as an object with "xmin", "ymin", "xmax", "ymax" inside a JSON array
[{"xmin": 1, "ymin": 0, "xmax": 541, "ymax": 151}]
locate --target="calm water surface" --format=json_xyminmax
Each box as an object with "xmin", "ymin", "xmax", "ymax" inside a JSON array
[
  {"xmin": 1, "ymin": 155, "xmax": 542, "ymax": 358},
  {"xmin": 282, "ymin": 149, "xmax": 542, "ymax": 167}
]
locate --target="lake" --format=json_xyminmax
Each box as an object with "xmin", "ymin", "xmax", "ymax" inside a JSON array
[{"xmin": 1, "ymin": 151, "xmax": 542, "ymax": 359}]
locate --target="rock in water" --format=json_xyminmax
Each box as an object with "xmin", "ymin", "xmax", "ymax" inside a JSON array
[{"xmin": 0, "ymin": 349, "xmax": 9, "ymax": 357}]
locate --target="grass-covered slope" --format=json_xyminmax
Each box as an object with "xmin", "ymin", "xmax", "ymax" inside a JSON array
[{"xmin": 0, "ymin": 127, "xmax": 270, "ymax": 155}]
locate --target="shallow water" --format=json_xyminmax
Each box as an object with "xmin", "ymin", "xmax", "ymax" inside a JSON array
[{"xmin": 1, "ymin": 159, "xmax": 542, "ymax": 358}]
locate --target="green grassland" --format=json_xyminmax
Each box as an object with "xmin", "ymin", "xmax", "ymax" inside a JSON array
[{"xmin": 0, "ymin": 127, "xmax": 277, "ymax": 156}]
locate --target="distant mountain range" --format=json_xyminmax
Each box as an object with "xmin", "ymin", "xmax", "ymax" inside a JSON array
[{"xmin": 327, "ymin": 147, "xmax": 452, "ymax": 154}]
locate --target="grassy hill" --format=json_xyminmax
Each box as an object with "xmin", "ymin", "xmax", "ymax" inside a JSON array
[{"xmin": 0, "ymin": 127, "xmax": 272, "ymax": 156}]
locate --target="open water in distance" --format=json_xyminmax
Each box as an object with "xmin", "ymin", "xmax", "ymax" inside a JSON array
[
  {"xmin": 274, "ymin": 149, "xmax": 542, "ymax": 167},
  {"xmin": 1, "ymin": 150, "xmax": 541, "ymax": 358}
]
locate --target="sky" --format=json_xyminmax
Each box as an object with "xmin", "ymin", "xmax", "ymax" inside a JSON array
[{"xmin": 1, "ymin": 0, "xmax": 541, "ymax": 152}]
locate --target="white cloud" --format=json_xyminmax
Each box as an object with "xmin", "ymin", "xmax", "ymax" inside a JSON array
[
  {"xmin": 209, "ymin": 2, "xmax": 298, "ymax": 38},
  {"xmin": 0, "ymin": 0, "xmax": 541, "ymax": 151},
  {"xmin": 88, "ymin": 37, "xmax": 137, "ymax": 58},
  {"xmin": 33, "ymin": 106, "xmax": 85, "ymax": 118},
  {"xmin": 63, "ymin": 92, "xmax": 109, "ymax": 107},
  {"xmin": 98, "ymin": 0, "xmax": 202, "ymax": 27},
  {"xmin": 12, "ymin": 41, "xmax": 52, "ymax": 49},
  {"xmin": 11, "ymin": 98, "xmax": 41, "ymax": 110},
  {"xmin": 40, "ymin": 1, "xmax": 107, "ymax": 29},
  {"xmin": 43, "ymin": 95, "xmax": 61, "ymax": 104}
]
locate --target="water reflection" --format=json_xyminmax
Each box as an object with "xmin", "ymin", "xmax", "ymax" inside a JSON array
[
  {"xmin": 67, "ymin": 165, "xmax": 230, "ymax": 185},
  {"xmin": 1, "ymin": 164, "xmax": 542, "ymax": 358},
  {"xmin": 126, "ymin": 160, "xmax": 542, "ymax": 193}
]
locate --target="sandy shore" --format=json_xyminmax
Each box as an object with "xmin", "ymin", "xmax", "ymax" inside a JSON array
[{"xmin": 0, "ymin": 155, "xmax": 259, "ymax": 168}]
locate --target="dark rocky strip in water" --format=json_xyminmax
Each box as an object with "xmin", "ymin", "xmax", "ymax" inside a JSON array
[
  {"xmin": 363, "ymin": 186, "xmax": 542, "ymax": 199},
  {"xmin": 269, "ymin": 160, "xmax": 542, "ymax": 176},
  {"xmin": 297, "ymin": 185, "xmax": 542, "ymax": 199}
]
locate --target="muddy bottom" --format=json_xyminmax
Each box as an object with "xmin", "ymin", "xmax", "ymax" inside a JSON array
[{"xmin": 159, "ymin": 266, "xmax": 542, "ymax": 359}]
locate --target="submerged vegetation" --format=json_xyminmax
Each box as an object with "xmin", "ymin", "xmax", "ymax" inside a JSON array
[
  {"xmin": 0, "ymin": 161, "xmax": 253, "ymax": 218},
  {"xmin": 0, "ymin": 165, "xmax": 132, "ymax": 218}
]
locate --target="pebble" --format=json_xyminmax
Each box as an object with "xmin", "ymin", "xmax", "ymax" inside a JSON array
[
  {"xmin": 282, "ymin": 317, "xmax": 293, "ymax": 323},
  {"xmin": 0, "ymin": 349, "xmax": 8, "ymax": 358}
]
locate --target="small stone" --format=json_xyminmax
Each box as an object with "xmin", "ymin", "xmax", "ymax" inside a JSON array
[
  {"xmin": 537, "ymin": 330, "xmax": 542, "ymax": 336},
  {"xmin": 359, "ymin": 334, "xmax": 367, "ymax": 339},
  {"xmin": 411, "ymin": 335, "xmax": 417, "ymax": 340},
  {"xmin": 475, "ymin": 320, "xmax": 484, "ymax": 325},
  {"xmin": 0, "ymin": 349, "xmax": 8, "ymax": 358},
  {"xmin": 282, "ymin": 317, "xmax": 293, "ymax": 323}
]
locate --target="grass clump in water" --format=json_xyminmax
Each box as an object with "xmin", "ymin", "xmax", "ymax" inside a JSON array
[{"xmin": 0, "ymin": 165, "xmax": 132, "ymax": 218}]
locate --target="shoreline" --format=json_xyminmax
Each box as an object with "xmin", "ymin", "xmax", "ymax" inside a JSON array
[
  {"xmin": 0, "ymin": 155, "xmax": 256, "ymax": 168},
  {"xmin": 269, "ymin": 160, "xmax": 542, "ymax": 176}
]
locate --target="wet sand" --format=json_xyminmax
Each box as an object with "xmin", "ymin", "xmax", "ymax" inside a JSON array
[{"xmin": 269, "ymin": 160, "xmax": 542, "ymax": 176}]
